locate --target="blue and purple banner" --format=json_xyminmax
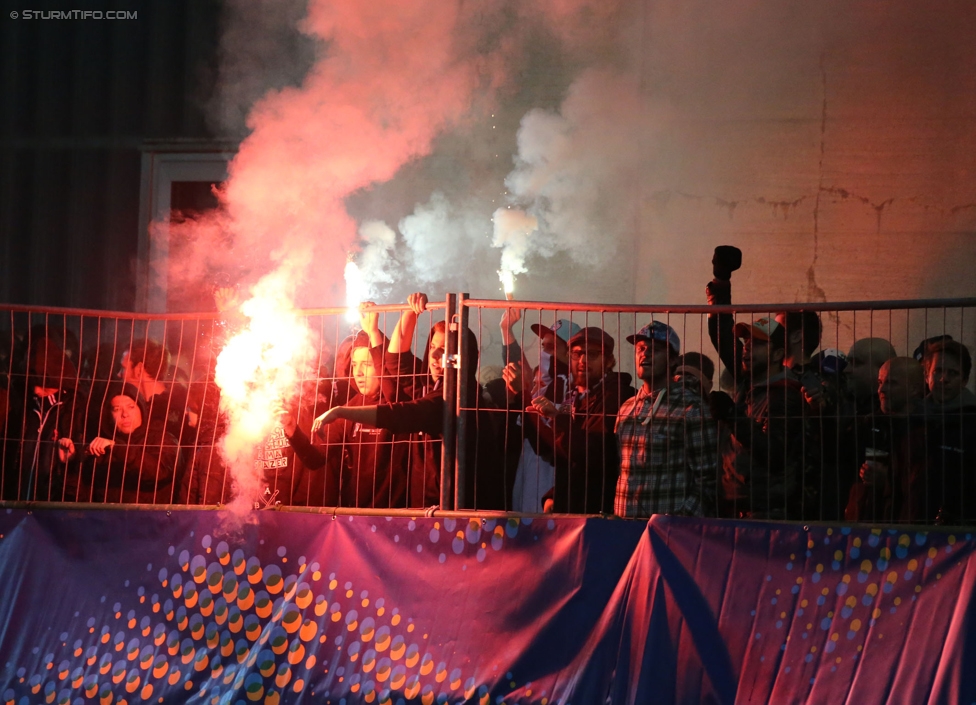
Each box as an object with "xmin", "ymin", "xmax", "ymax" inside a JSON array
[{"xmin": 0, "ymin": 509, "xmax": 973, "ymax": 704}]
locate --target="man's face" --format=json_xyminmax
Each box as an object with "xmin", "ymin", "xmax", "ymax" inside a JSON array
[
  {"xmin": 926, "ymin": 352, "xmax": 966, "ymax": 404},
  {"xmin": 428, "ymin": 329, "xmax": 446, "ymax": 382},
  {"xmin": 571, "ymin": 343, "xmax": 611, "ymax": 388},
  {"xmin": 540, "ymin": 335, "xmax": 569, "ymax": 364},
  {"xmin": 742, "ymin": 336, "xmax": 773, "ymax": 376},
  {"xmin": 846, "ymin": 354, "xmax": 882, "ymax": 399},
  {"xmin": 878, "ymin": 364, "xmax": 915, "ymax": 414},
  {"xmin": 634, "ymin": 339, "xmax": 671, "ymax": 384},
  {"xmin": 119, "ymin": 351, "xmax": 139, "ymax": 385},
  {"xmin": 351, "ymin": 347, "xmax": 381, "ymax": 397},
  {"xmin": 111, "ymin": 394, "xmax": 142, "ymax": 435}
]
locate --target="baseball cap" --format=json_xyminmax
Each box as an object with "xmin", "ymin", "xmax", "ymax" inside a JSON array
[
  {"xmin": 530, "ymin": 319, "xmax": 582, "ymax": 344},
  {"xmin": 626, "ymin": 321, "xmax": 680, "ymax": 355},
  {"xmin": 569, "ymin": 327, "xmax": 615, "ymax": 355},
  {"xmin": 814, "ymin": 348, "xmax": 848, "ymax": 375},
  {"xmin": 733, "ymin": 317, "xmax": 783, "ymax": 343}
]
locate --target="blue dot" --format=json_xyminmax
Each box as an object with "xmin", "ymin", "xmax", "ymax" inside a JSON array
[
  {"xmin": 820, "ymin": 618, "xmax": 831, "ymax": 630},
  {"xmin": 785, "ymin": 667, "xmax": 791, "ymax": 674},
  {"xmin": 841, "ymin": 527, "xmax": 851, "ymax": 535},
  {"xmin": 832, "ymin": 561, "xmax": 841, "ymax": 570},
  {"xmin": 787, "ymin": 562, "xmax": 793, "ymax": 571},
  {"xmin": 811, "ymin": 573, "xmax": 821, "ymax": 583},
  {"xmin": 825, "ymin": 641, "xmax": 835, "ymax": 654},
  {"xmin": 766, "ymin": 575, "xmax": 772, "ymax": 582},
  {"xmin": 851, "ymin": 548, "xmax": 860, "ymax": 559},
  {"xmin": 755, "ymin": 633, "xmax": 762, "ymax": 640},
  {"xmin": 776, "ymin": 621, "xmax": 783, "ymax": 629},
  {"xmin": 797, "ymin": 608, "xmax": 805, "ymax": 617},
  {"xmin": 868, "ymin": 535, "xmax": 880, "ymax": 547},
  {"xmin": 896, "ymin": 547, "xmax": 908, "ymax": 559},
  {"xmin": 823, "ymin": 537, "xmax": 830, "ymax": 545},
  {"xmin": 862, "ymin": 595, "xmax": 873, "ymax": 606},
  {"xmin": 905, "ymin": 570, "xmax": 914, "ymax": 580},
  {"xmin": 837, "ymin": 583, "xmax": 848, "ymax": 596},
  {"xmin": 817, "ymin": 596, "xmax": 826, "ymax": 606},
  {"xmin": 805, "ymin": 654, "xmax": 813, "ymax": 663},
  {"xmin": 772, "ymin": 598, "xmax": 778, "ymax": 605},
  {"xmin": 750, "ymin": 610, "xmax": 756, "ymax": 617},
  {"xmin": 847, "ymin": 630, "xmax": 856, "ymax": 640},
  {"xmin": 841, "ymin": 606, "xmax": 853, "ymax": 619},
  {"xmin": 915, "ymin": 533, "xmax": 927, "ymax": 546},
  {"xmin": 791, "ymin": 586, "xmax": 800, "ymax": 594}
]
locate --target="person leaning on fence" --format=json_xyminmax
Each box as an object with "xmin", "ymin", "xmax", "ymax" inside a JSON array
[
  {"xmin": 279, "ymin": 305, "xmax": 409, "ymax": 509},
  {"xmin": 498, "ymin": 312, "xmax": 580, "ymax": 512},
  {"xmin": 919, "ymin": 340, "xmax": 976, "ymax": 525},
  {"xmin": 313, "ymin": 292, "xmax": 506, "ymax": 511},
  {"xmin": 615, "ymin": 322, "xmax": 718, "ymax": 519},
  {"xmin": 527, "ymin": 327, "xmax": 635, "ymax": 514},
  {"xmin": 844, "ymin": 357, "xmax": 928, "ymax": 522},
  {"xmin": 59, "ymin": 383, "xmax": 178, "ymax": 504}
]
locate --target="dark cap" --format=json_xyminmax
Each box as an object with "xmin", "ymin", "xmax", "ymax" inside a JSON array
[{"xmin": 569, "ymin": 327, "xmax": 615, "ymax": 355}]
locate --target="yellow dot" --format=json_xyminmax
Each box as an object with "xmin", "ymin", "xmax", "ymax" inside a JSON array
[
  {"xmin": 860, "ymin": 560, "xmax": 872, "ymax": 573},
  {"xmin": 915, "ymin": 586, "xmax": 922, "ymax": 593},
  {"xmin": 857, "ymin": 644, "xmax": 863, "ymax": 652},
  {"xmin": 810, "ymin": 646, "xmax": 817, "ymax": 653},
  {"xmin": 908, "ymin": 559, "xmax": 918, "ymax": 571},
  {"xmin": 834, "ymin": 550, "xmax": 843, "ymax": 561},
  {"xmin": 866, "ymin": 584, "xmax": 878, "ymax": 597},
  {"xmin": 800, "ymin": 600, "xmax": 808, "ymax": 608},
  {"xmin": 835, "ymin": 657, "xmax": 842, "ymax": 664},
  {"xmin": 796, "ymin": 576, "xmax": 804, "ymax": 585},
  {"xmin": 872, "ymin": 609, "xmax": 881, "ymax": 619},
  {"xmin": 821, "ymin": 588, "xmax": 829, "ymax": 596},
  {"xmin": 831, "ymin": 633, "xmax": 839, "ymax": 642},
  {"xmin": 949, "ymin": 535, "xmax": 956, "ymax": 545},
  {"xmin": 937, "ymin": 573, "xmax": 942, "ymax": 580},
  {"xmin": 894, "ymin": 597, "xmax": 902, "ymax": 606},
  {"xmin": 780, "ymin": 612, "xmax": 786, "ymax": 619},
  {"xmin": 842, "ymin": 575, "xmax": 851, "ymax": 584},
  {"xmin": 851, "ymin": 619, "xmax": 862, "ymax": 632},
  {"xmin": 853, "ymin": 538, "xmax": 861, "ymax": 548},
  {"xmin": 790, "ymin": 554, "xmax": 796, "ymax": 560},
  {"xmin": 816, "ymin": 564, "xmax": 824, "ymax": 573},
  {"xmin": 828, "ymin": 611, "xmax": 834, "ymax": 618},
  {"xmin": 827, "ymin": 528, "xmax": 833, "ymax": 535},
  {"xmin": 928, "ymin": 547, "xmax": 938, "ymax": 558},
  {"xmin": 806, "ymin": 623, "xmax": 813, "ymax": 630},
  {"xmin": 775, "ymin": 589, "xmax": 781, "ymax": 595},
  {"xmin": 845, "ymin": 596, "xmax": 857, "ymax": 608}
]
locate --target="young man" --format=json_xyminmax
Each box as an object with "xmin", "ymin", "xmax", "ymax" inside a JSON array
[
  {"xmin": 498, "ymin": 314, "xmax": 581, "ymax": 512},
  {"xmin": 120, "ymin": 339, "xmax": 188, "ymax": 442},
  {"xmin": 615, "ymin": 322, "xmax": 718, "ymax": 519},
  {"xmin": 920, "ymin": 340, "xmax": 976, "ymax": 524},
  {"xmin": 716, "ymin": 318, "xmax": 809, "ymax": 519},
  {"xmin": 528, "ymin": 327, "xmax": 635, "ymax": 514},
  {"xmin": 844, "ymin": 357, "xmax": 928, "ymax": 522}
]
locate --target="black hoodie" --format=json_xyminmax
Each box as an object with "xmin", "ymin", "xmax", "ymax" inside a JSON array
[{"xmin": 376, "ymin": 326, "xmax": 506, "ymax": 510}]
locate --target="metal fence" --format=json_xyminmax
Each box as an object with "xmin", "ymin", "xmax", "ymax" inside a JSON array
[{"xmin": 2, "ymin": 297, "xmax": 975, "ymax": 525}]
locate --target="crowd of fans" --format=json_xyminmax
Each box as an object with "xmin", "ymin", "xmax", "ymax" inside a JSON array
[{"xmin": 1, "ymin": 249, "xmax": 974, "ymax": 524}]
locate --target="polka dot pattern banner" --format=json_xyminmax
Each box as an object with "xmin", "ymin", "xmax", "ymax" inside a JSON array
[{"xmin": 0, "ymin": 511, "xmax": 972, "ymax": 704}]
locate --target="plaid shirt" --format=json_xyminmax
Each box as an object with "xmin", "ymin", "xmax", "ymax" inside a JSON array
[{"xmin": 614, "ymin": 382, "xmax": 718, "ymax": 518}]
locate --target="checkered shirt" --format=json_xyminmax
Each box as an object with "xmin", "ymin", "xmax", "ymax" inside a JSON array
[{"xmin": 614, "ymin": 383, "xmax": 718, "ymax": 518}]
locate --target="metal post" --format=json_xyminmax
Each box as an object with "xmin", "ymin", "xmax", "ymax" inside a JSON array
[
  {"xmin": 439, "ymin": 293, "xmax": 459, "ymax": 510},
  {"xmin": 455, "ymin": 293, "xmax": 470, "ymax": 510}
]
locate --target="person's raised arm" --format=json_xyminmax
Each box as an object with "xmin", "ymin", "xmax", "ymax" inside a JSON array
[
  {"xmin": 387, "ymin": 292, "xmax": 428, "ymax": 354},
  {"xmin": 359, "ymin": 302, "xmax": 385, "ymax": 348}
]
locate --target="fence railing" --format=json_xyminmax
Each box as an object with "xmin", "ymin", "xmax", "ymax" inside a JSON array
[{"xmin": 2, "ymin": 296, "xmax": 975, "ymax": 525}]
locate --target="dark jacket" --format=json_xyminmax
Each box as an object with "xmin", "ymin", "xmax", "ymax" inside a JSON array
[
  {"xmin": 289, "ymin": 344, "xmax": 410, "ymax": 509},
  {"xmin": 376, "ymin": 327, "xmax": 505, "ymax": 510},
  {"xmin": 529, "ymin": 371, "xmax": 636, "ymax": 514},
  {"xmin": 75, "ymin": 384, "xmax": 179, "ymax": 504},
  {"xmin": 2, "ymin": 337, "xmax": 87, "ymax": 502}
]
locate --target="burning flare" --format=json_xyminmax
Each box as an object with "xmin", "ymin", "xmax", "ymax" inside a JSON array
[
  {"xmin": 215, "ymin": 268, "xmax": 312, "ymax": 511},
  {"xmin": 492, "ymin": 207, "xmax": 538, "ymax": 298}
]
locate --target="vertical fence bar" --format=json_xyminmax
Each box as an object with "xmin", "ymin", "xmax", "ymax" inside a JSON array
[
  {"xmin": 455, "ymin": 293, "xmax": 470, "ymax": 510},
  {"xmin": 440, "ymin": 293, "xmax": 459, "ymax": 510}
]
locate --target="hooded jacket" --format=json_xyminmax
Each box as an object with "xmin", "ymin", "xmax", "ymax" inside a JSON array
[
  {"xmin": 74, "ymin": 383, "xmax": 178, "ymax": 504},
  {"xmin": 376, "ymin": 326, "xmax": 506, "ymax": 510}
]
